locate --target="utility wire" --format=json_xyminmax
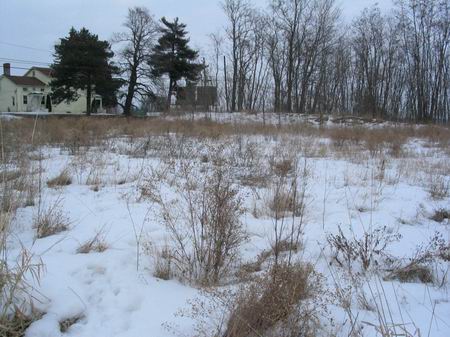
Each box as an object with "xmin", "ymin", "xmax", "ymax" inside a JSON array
[
  {"xmin": 0, "ymin": 41, "xmax": 52, "ymax": 53},
  {"xmin": 0, "ymin": 57, "xmax": 51, "ymax": 66}
]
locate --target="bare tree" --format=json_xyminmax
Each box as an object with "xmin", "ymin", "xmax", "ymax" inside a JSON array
[
  {"xmin": 114, "ymin": 7, "xmax": 158, "ymax": 116},
  {"xmin": 222, "ymin": 0, "xmax": 254, "ymax": 112},
  {"xmin": 214, "ymin": 0, "xmax": 449, "ymax": 123}
]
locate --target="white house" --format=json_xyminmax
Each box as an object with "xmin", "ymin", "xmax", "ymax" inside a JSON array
[{"xmin": 0, "ymin": 63, "xmax": 103, "ymax": 114}]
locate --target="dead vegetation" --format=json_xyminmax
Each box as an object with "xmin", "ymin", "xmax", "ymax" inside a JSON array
[
  {"xmin": 47, "ymin": 168, "xmax": 72, "ymax": 188},
  {"xmin": 431, "ymin": 208, "xmax": 449, "ymax": 223},
  {"xmin": 223, "ymin": 262, "xmax": 323, "ymax": 337},
  {"xmin": 147, "ymin": 156, "xmax": 247, "ymax": 285},
  {"xmin": 327, "ymin": 226, "xmax": 401, "ymax": 272},
  {"xmin": 34, "ymin": 200, "xmax": 70, "ymax": 238},
  {"xmin": 59, "ymin": 314, "xmax": 85, "ymax": 333},
  {"xmin": 76, "ymin": 231, "xmax": 108, "ymax": 254},
  {"xmin": 0, "ymin": 115, "xmax": 449, "ymax": 336}
]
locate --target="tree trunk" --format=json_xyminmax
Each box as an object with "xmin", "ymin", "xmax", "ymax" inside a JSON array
[
  {"xmin": 167, "ymin": 77, "xmax": 173, "ymax": 111},
  {"xmin": 124, "ymin": 67, "xmax": 137, "ymax": 116},
  {"xmin": 86, "ymin": 74, "xmax": 92, "ymax": 116}
]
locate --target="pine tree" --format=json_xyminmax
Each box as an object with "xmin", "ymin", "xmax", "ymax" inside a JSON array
[
  {"xmin": 51, "ymin": 28, "xmax": 120, "ymax": 115},
  {"xmin": 149, "ymin": 17, "xmax": 203, "ymax": 109}
]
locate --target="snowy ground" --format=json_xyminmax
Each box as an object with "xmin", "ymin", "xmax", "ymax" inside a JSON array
[{"xmin": 3, "ymin": 114, "xmax": 450, "ymax": 337}]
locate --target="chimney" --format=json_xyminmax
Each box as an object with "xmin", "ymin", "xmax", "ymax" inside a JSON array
[{"xmin": 3, "ymin": 63, "xmax": 11, "ymax": 76}]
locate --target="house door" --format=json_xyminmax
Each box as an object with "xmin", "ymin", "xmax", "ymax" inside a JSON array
[
  {"xmin": 91, "ymin": 99, "xmax": 101, "ymax": 113},
  {"xmin": 46, "ymin": 95, "xmax": 52, "ymax": 112}
]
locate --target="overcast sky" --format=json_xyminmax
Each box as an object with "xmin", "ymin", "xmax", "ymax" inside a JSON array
[{"xmin": 0, "ymin": 0, "xmax": 391, "ymax": 75}]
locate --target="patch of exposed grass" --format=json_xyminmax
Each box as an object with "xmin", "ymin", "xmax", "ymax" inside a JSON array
[{"xmin": 47, "ymin": 169, "xmax": 72, "ymax": 188}]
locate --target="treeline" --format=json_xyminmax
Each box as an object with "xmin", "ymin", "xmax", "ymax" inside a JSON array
[
  {"xmin": 50, "ymin": 9, "xmax": 204, "ymax": 116},
  {"xmin": 49, "ymin": 0, "xmax": 450, "ymax": 123},
  {"xmin": 211, "ymin": 0, "xmax": 450, "ymax": 123}
]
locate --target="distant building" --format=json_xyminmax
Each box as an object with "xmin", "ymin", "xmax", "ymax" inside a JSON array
[
  {"xmin": 0, "ymin": 63, "xmax": 103, "ymax": 114},
  {"xmin": 176, "ymin": 80, "xmax": 218, "ymax": 111}
]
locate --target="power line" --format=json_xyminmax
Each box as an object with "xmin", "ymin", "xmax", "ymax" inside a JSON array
[
  {"xmin": 0, "ymin": 41, "xmax": 52, "ymax": 53},
  {"xmin": 0, "ymin": 57, "xmax": 51, "ymax": 66}
]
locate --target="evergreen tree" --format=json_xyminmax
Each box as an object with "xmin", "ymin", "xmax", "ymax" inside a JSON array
[
  {"xmin": 51, "ymin": 28, "xmax": 120, "ymax": 115},
  {"xmin": 149, "ymin": 17, "xmax": 203, "ymax": 109}
]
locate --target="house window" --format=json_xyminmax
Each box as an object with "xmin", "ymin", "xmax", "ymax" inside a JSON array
[
  {"xmin": 23, "ymin": 95, "xmax": 28, "ymax": 105},
  {"xmin": 12, "ymin": 97, "xmax": 15, "ymax": 106},
  {"xmin": 23, "ymin": 87, "xmax": 28, "ymax": 92},
  {"xmin": 40, "ymin": 88, "xmax": 44, "ymax": 92},
  {"xmin": 41, "ymin": 96, "xmax": 45, "ymax": 105}
]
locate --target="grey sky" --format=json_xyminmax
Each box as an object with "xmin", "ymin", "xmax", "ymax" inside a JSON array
[{"xmin": 0, "ymin": 0, "xmax": 391, "ymax": 75}]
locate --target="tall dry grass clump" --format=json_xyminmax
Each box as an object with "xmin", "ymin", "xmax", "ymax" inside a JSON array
[
  {"xmin": 224, "ymin": 262, "xmax": 323, "ymax": 337},
  {"xmin": 34, "ymin": 199, "xmax": 70, "ymax": 239}
]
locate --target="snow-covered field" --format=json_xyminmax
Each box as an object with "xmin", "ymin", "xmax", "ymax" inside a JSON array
[{"xmin": 2, "ymin": 114, "xmax": 449, "ymax": 337}]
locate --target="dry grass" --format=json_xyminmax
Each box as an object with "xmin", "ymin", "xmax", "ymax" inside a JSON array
[
  {"xmin": 267, "ymin": 189, "xmax": 302, "ymax": 219},
  {"xmin": 270, "ymin": 158, "xmax": 294, "ymax": 177},
  {"xmin": 386, "ymin": 263, "xmax": 434, "ymax": 283},
  {"xmin": 224, "ymin": 262, "xmax": 322, "ymax": 337},
  {"xmin": 76, "ymin": 232, "xmax": 108, "ymax": 254},
  {"xmin": 59, "ymin": 314, "xmax": 84, "ymax": 333},
  {"xmin": 152, "ymin": 244, "xmax": 173, "ymax": 281},
  {"xmin": 34, "ymin": 201, "xmax": 70, "ymax": 238},
  {"xmin": 47, "ymin": 168, "xmax": 72, "ymax": 188},
  {"xmin": 431, "ymin": 209, "xmax": 449, "ymax": 223},
  {"xmin": 237, "ymin": 250, "xmax": 272, "ymax": 279},
  {"xmin": 428, "ymin": 174, "xmax": 449, "ymax": 200},
  {"xmin": 0, "ymin": 309, "xmax": 39, "ymax": 337}
]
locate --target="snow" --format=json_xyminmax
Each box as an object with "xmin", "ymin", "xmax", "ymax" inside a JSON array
[{"xmin": 3, "ymin": 114, "xmax": 449, "ymax": 337}]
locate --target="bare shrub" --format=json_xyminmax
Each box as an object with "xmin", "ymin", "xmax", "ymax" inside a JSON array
[
  {"xmin": 428, "ymin": 174, "xmax": 449, "ymax": 200},
  {"xmin": 239, "ymin": 172, "xmax": 270, "ymax": 188},
  {"xmin": 59, "ymin": 314, "xmax": 85, "ymax": 333},
  {"xmin": 236, "ymin": 249, "xmax": 272, "ymax": 280},
  {"xmin": 270, "ymin": 158, "xmax": 293, "ymax": 177},
  {"xmin": 327, "ymin": 226, "xmax": 401, "ymax": 272},
  {"xmin": 224, "ymin": 262, "xmax": 323, "ymax": 337},
  {"xmin": 34, "ymin": 200, "xmax": 70, "ymax": 239},
  {"xmin": 272, "ymin": 238, "xmax": 301, "ymax": 257},
  {"xmin": 0, "ymin": 309, "xmax": 39, "ymax": 337},
  {"xmin": 47, "ymin": 168, "xmax": 72, "ymax": 188},
  {"xmin": 270, "ymin": 159, "xmax": 309, "ymax": 265},
  {"xmin": 386, "ymin": 232, "xmax": 450, "ymax": 283},
  {"xmin": 267, "ymin": 189, "xmax": 301, "ymax": 219},
  {"xmin": 152, "ymin": 244, "xmax": 173, "ymax": 281},
  {"xmin": 386, "ymin": 263, "xmax": 433, "ymax": 284},
  {"xmin": 76, "ymin": 231, "xmax": 108, "ymax": 254},
  {"xmin": 85, "ymin": 155, "xmax": 107, "ymax": 187},
  {"xmin": 430, "ymin": 208, "xmax": 449, "ymax": 223},
  {"xmin": 156, "ymin": 160, "xmax": 247, "ymax": 285},
  {"xmin": 332, "ymin": 274, "xmax": 426, "ymax": 337}
]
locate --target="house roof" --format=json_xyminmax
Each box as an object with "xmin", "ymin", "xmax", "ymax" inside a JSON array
[
  {"xmin": 4, "ymin": 75, "xmax": 46, "ymax": 86},
  {"xmin": 31, "ymin": 67, "xmax": 53, "ymax": 77}
]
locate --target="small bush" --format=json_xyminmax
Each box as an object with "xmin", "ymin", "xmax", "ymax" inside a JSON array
[
  {"xmin": 428, "ymin": 175, "xmax": 449, "ymax": 200},
  {"xmin": 272, "ymin": 238, "xmax": 300, "ymax": 257},
  {"xmin": 47, "ymin": 169, "xmax": 72, "ymax": 188},
  {"xmin": 76, "ymin": 233, "xmax": 108, "ymax": 254},
  {"xmin": 431, "ymin": 209, "xmax": 449, "ymax": 223},
  {"xmin": 386, "ymin": 263, "xmax": 433, "ymax": 283},
  {"xmin": 237, "ymin": 249, "xmax": 272, "ymax": 279},
  {"xmin": 327, "ymin": 226, "xmax": 401, "ymax": 272},
  {"xmin": 224, "ymin": 262, "xmax": 323, "ymax": 337},
  {"xmin": 0, "ymin": 309, "xmax": 37, "ymax": 337},
  {"xmin": 59, "ymin": 314, "xmax": 84, "ymax": 333},
  {"xmin": 157, "ymin": 161, "xmax": 247, "ymax": 285},
  {"xmin": 34, "ymin": 201, "xmax": 70, "ymax": 238},
  {"xmin": 153, "ymin": 245, "xmax": 173, "ymax": 280},
  {"xmin": 271, "ymin": 158, "xmax": 293, "ymax": 177}
]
